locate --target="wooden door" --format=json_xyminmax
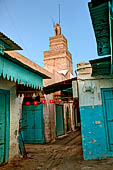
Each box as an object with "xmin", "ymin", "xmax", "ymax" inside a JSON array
[
  {"xmin": 66, "ymin": 107, "xmax": 70, "ymax": 132},
  {"xmin": 22, "ymin": 104, "xmax": 44, "ymax": 144},
  {"xmin": 0, "ymin": 90, "xmax": 10, "ymax": 164},
  {"xmin": 102, "ymin": 88, "xmax": 113, "ymax": 151},
  {"xmin": 56, "ymin": 104, "xmax": 64, "ymax": 136}
]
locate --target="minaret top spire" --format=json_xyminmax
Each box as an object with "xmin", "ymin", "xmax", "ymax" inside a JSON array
[{"xmin": 54, "ymin": 24, "xmax": 61, "ymax": 36}]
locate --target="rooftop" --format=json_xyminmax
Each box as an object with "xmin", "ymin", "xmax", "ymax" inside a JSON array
[
  {"xmin": 5, "ymin": 51, "xmax": 53, "ymax": 79},
  {"xmin": 0, "ymin": 32, "xmax": 22, "ymax": 51}
]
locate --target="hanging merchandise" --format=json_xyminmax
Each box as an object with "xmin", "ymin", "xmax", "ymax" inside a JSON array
[
  {"xmin": 50, "ymin": 99, "xmax": 54, "ymax": 103},
  {"xmin": 58, "ymin": 99, "xmax": 62, "ymax": 102},
  {"xmin": 34, "ymin": 101, "xmax": 38, "ymax": 105},
  {"xmin": 41, "ymin": 100, "xmax": 45, "ymax": 104},
  {"xmin": 26, "ymin": 101, "xmax": 30, "ymax": 106}
]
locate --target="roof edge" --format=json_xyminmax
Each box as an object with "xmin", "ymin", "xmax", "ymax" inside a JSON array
[{"xmin": 5, "ymin": 51, "xmax": 53, "ymax": 79}]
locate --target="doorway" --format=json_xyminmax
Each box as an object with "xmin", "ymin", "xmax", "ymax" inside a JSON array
[
  {"xmin": 0, "ymin": 89, "xmax": 10, "ymax": 164},
  {"xmin": 102, "ymin": 88, "xmax": 113, "ymax": 151},
  {"xmin": 66, "ymin": 107, "xmax": 70, "ymax": 132},
  {"xmin": 56, "ymin": 104, "xmax": 64, "ymax": 137},
  {"xmin": 22, "ymin": 98, "xmax": 44, "ymax": 144}
]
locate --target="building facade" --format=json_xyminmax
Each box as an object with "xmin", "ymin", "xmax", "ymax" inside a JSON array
[
  {"xmin": 73, "ymin": 62, "xmax": 113, "ymax": 160},
  {"xmin": 0, "ymin": 32, "xmax": 51, "ymax": 164}
]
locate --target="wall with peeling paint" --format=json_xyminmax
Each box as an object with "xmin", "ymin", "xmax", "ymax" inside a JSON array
[
  {"xmin": 77, "ymin": 63, "xmax": 113, "ymax": 160},
  {"xmin": 0, "ymin": 77, "xmax": 23, "ymax": 162}
]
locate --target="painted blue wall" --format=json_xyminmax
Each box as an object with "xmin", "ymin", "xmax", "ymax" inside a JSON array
[{"xmin": 80, "ymin": 105, "xmax": 113, "ymax": 160}]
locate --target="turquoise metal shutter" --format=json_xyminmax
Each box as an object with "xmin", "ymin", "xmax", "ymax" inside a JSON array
[
  {"xmin": 22, "ymin": 104, "xmax": 44, "ymax": 144},
  {"xmin": 56, "ymin": 104, "xmax": 64, "ymax": 136},
  {"xmin": 102, "ymin": 88, "xmax": 113, "ymax": 151},
  {"xmin": 0, "ymin": 90, "xmax": 10, "ymax": 164}
]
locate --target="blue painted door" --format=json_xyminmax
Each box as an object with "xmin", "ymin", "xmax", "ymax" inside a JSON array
[
  {"xmin": 56, "ymin": 104, "xmax": 64, "ymax": 136},
  {"xmin": 102, "ymin": 89, "xmax": 113, "ymax": 151},
  {"xmin": 0, "ymin": 90, "xmax": 10, "ymax": 164},
  {"xmin": 22, "ymin": 104, "xmax": 44, "ymax": 144}
]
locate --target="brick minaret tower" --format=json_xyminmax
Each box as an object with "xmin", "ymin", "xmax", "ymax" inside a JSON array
[{"xmin": 44, "ymin": 24, "xmax": 73, "ymax": 85}]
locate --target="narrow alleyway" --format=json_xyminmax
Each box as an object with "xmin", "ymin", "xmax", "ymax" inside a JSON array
[{"xmin": 1, "ymin": 129, "xmax": 113, "ymax": 170}]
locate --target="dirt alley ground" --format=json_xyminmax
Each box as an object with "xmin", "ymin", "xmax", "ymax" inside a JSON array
[{"xmin": 1, "ymin": 128, "xmax": 113, "ymax": 170}]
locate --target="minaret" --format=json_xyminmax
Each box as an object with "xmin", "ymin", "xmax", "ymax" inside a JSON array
[{"xmin": 44, "ymin": 24, "xmax": 73, "ymax": 84}]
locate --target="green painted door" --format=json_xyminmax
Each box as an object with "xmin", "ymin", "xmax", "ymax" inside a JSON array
[
  {"xmin": 66, "ymin": 107, "xmax": 69, "ymax": 132},
  {"xmin": 102, "ymin": 88, "xmax": 113, "ymax": 151},
  {"xmin": 22, "ymin": 104, "xmax": 44, "ymax": 144},
  {"xmin": 0, "ymin": 90, "xmax": 10, "ymax": 164},
  {"xmin": 56, "ymin": 104, "xmax": 64, "ymax": 136}
]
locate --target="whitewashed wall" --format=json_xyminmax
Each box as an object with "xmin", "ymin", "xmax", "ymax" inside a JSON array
[{"xmin": 77, "ymin": 63, "xmax": 113, "ymax": 107}]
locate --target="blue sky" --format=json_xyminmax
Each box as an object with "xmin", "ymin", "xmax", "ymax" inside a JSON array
[{"xmin": 0, "ymin": 0, "xmax": 98, "ymax": 73}]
